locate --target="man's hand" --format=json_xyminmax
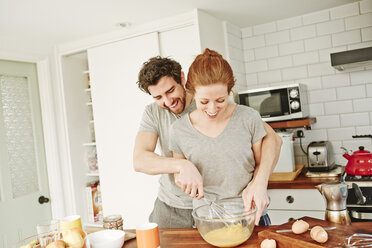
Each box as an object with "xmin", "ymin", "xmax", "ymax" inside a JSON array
[
  {"xmin": 174, "ymin": 160, "xmax": 204, "ymax": 200},
  {"xmin": 242, "ymin": 179, "xmax": 270, "ymax": 225}
]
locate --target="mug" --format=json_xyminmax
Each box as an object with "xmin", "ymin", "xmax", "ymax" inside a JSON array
[
  {"xmin": 136, "ymin": 223, "xmax": 160, "ymax": 248},
  {"xmin": 60, "ymin": 215, "xmax": 82, "ymax": 231}
]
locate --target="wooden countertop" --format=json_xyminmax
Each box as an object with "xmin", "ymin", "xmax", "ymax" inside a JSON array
[
  {"xmin": 123, "ymin": 221, "xmax": 371, "ymax": 248},
  {"xmin": 268, "ymin": 173, "xmax": 340, "ymax": 189}
]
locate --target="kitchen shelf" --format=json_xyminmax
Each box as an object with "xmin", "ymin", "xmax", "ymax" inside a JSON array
[
  {"xmin": 83, "ymin": 142, "xmax": 96, "ymax": 146},
  {"xmin": 268, "ymin": 117, "xmax": 316, "ymax": 130},
  {"xmin": 87, "ymin": 172, "xmax": 99, "ymax": 177}
]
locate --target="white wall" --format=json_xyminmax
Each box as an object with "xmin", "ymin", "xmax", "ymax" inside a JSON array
[{"xmin": 225, "ymin": 0, "xmax": 372, "ymax": 166}]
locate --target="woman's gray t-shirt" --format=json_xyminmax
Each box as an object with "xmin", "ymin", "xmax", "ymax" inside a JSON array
[{"xmin": 169, "ymin": 104, "xmax": 266, "ymax": 208}]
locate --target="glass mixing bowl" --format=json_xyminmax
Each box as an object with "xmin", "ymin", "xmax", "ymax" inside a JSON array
[{"xmin": 192, "ymin": 198, "xmax": 256, "ymax": 248}]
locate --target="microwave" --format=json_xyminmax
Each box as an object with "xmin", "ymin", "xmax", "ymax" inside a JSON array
[{"xmin": 238, "ymin": 84, "xmax": 309, "ymax": 122}]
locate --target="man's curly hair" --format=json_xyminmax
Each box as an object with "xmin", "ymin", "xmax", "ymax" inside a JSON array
[{"xmin": 137, "ymin": 56, "xmax": 182, "ymax": 94}]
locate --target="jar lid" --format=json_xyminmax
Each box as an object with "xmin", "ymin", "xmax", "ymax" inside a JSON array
[{"xmin": 103, "ymin": 215, "xmax": 122, "ymax": 222}]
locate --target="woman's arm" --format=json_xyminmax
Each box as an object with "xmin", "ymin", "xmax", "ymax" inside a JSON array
[{"xmin": 173, "ymin": 151, "xmax": 204, "ymax": 200}]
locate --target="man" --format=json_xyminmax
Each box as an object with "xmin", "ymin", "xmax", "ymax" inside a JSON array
[{"xmin": 133, "ymin": 56, "xmax": 282, "ymax": 228}]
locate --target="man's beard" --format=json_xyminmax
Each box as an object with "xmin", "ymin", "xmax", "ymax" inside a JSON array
[{"xmin": 167, "ymin": 90, "xmax": 186, "ymax": 114}]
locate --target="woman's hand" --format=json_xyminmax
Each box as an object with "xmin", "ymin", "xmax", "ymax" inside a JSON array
[
  {"xmin": 174, "ymin": 160, "xmax": 204, "ymax": 200},
  {"xmin": 242, "ymin": 180, "xmax": 270, "ymax": 225}
]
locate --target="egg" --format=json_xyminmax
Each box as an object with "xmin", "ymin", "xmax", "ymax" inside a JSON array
[
  {"xmin": 310, "ymin": 226, "xmax": 328, "ymax": 243},
  {"xmin": 46, "ymin": 240, "xmax": 66, "ymax": 248},
  {"xmin": 260, "ymin": 238, "xmax": 277, "ymax": 248},
  {"xmin": 291, "ymin": 220, "xmax": 309, "ymax": 234}
]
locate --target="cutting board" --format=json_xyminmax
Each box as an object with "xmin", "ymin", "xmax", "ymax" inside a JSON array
[{"xmin": 258, "ymin": 216, "xmax": 371, "ymax": 248}]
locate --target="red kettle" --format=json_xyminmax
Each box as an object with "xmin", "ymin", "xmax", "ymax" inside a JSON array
[{"xmin": 342, "ymin": 146, "xmax": 372, "ymax": 176}]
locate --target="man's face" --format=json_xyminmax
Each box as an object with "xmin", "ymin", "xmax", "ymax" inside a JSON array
[{"xmin": 148, "ymin": 75, "xmax": 186, "ymax": 115}]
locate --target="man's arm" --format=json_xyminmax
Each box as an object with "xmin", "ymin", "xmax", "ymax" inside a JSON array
[
  {"xmin": 133, "ymin": 131, "xmax": 204, "ymax": 185},
  {"xmin": 133, "ymin": 131, "xmax": 186, "ymax": 175},
  {"xmin": 243, "ymin": 122, "xmax": 282, "ymax": 225}
]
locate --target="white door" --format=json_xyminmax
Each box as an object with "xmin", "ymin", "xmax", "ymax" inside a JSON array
[
  {"xmin": 87, "ymin": 32, "xmax": 160, "ymax": 228},
  {"xmin": 0, "ymin": 60, "xmax": 51, "ymax": 248}
]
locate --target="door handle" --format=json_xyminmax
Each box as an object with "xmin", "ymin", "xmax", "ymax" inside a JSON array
[{"xmin": 38, "ymin": 196, "xmax": 50, "ymax": 204}]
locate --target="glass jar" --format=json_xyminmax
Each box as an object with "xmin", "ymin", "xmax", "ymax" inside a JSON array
[{"xmin": 103, "ymin": 215, "xmax": 123, "ymax": 230}]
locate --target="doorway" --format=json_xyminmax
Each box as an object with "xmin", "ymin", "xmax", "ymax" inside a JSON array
[{"xmin": 0, "ymin": 60, "xmax": 52, "ymax": 248}]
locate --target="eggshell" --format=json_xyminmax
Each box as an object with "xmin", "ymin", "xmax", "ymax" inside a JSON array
[
  {"xmin": 291, "ymin": 220, "xmax": 309, "ymax": 234},
  {"xmin": 260, "ymin": 238, "xmax": 276, "ymax": 248},
  {"xmin": 310, "ymin": 226, "xmax": 328, "ymax": 243}
]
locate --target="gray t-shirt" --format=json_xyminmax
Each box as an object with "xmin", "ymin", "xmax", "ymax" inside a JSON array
[
  {"xmin": 138, "ymin": 100, "xmax": 196, "ymax": 209},
  {"xmin": 169, "ymin": 104, "xmax": 266, "ymax": 208}
]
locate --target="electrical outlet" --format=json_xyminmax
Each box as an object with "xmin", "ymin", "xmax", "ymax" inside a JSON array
[{"xmin": 297, "ymin": 130, "xmax": 304, "ymax": 138}]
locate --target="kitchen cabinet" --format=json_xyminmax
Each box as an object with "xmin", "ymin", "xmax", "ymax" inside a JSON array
[
  {"xmin": 55, "ymin": 9, "xmax": 227, "ymax": 228},
  {"xmin": 267, "ymin": 189, "xmax": 326, "ymax": 225}
]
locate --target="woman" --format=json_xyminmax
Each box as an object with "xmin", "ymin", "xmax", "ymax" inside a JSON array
[{"xmin": 169, "ymin": 48, "xmax": 271, "ymax": 225}]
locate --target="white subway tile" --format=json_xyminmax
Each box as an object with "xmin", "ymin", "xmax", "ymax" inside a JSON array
[
  {"xmin": 344, "ymin": 112, "xmax": 369, "ymax": 128},
  {"xmin": 345, "ymin": 13, "xmax": 372, "ymax": 30},
  {"xmin": 257, "ymin": 70, "xmax": 282, "ymax": 83},
  {"xmin": 246, "ymin": 73, "xmax": 258, "ymax": 85},
  {"xmin": 268, "ymin": 56, "xmax": 293, "ymax": 70},
  {"xmin": 279, "ymin": 40, "xmax": 304, "ymax": 55},
  {"xmin": 356, "ymin": 125, "xmax": 372, "ymax": 135},
  {"xmin": 254, "ymin": 45, "xmax": 279, "ymax": 59},
  {"xmin": 336, "ymin": 156, "xmax": 348, "ymax": 166},
  {"xmin": 329, "ymin": 141, "xmax": 343, "ymax": 153},
  {"xmin": 235, "ymin": 72, "xmax": 247, "ymax": 86},
  {"xmin": 277, "ymin": 16, "xmax": 303, "ymax": 31},
  {"xmin": 303, "ymin": 10, "xmax": 330, "ymax": 25},
  {"xmin": 241, "ymin": 27, "xmax": 253, "ymax": 38},
  {"xmin": 319, "ymin": 46, "xmax": 347, "ymax": 62},
  {"xmin": 337, "ymin": 85, "xmax": 366, "ymax": 99},
  {"xmin": 309, "ymin": 103, "xmax": 324, "ymax": 116},
  {"xmin": 308, "ymin": 62, "xmax": 336, "ymax": 77},
  {"xmin": 348, "ymin": 41, "xmax": 372, "ymax": 49},
  {"xmin": 253, "ymin": 22, "xmax": 277, "ymax": 35},
  {"xmin": 227, "ymin": 35, "xmax": 243, "ymax": 50},
  {"xmin": 360, "ymin": 0, "xmax": 372, "ymax": 14},
  {"xmin": 362, "ymin": 27, "xmax": 372, "ymax": 41},
  {"xmin": 313, "ymin": 115, "xmax": 341, "ymax": 129},
  {"xmin": 290, "ymin": 25, "xmax": 317, "ymax": 41},
  {"xmin": 330, "ymin": 3, "xmax": 360, "ymax": 19},
  {"xmin": 325, "ymin": 100, "xmax": 353, "ymax": 114},
  {"xmin": 308, "ymin": 88, "xmax": 337, "ymax": 103},
  {"xmin": 322, "ymin": 74, "xmax": 350, "ymax": 88},
  {"xmin": 353, "ymin": 98, "xmax": 372, "ymax": 111},
  {"xmin": 296, "ymin": 77, "xmax": 322, "ymax": 90},
  {"xmin": 293, "ymin": 51, "xmax": 319, "ymax": 65},
  {"xmin": 302, "ymin": 129, "xmax": 328, "ymax": 143},
  {"xmin": 305, "ymin": 35, "xmax": 332, "ymax": 51},
  {"xmin": 282, "ymin": 66, "xmax": 308, "ymax": 80},
  {"xmin": 225, "ymin": 22, "xmax": 242, "ymax": 38},
  {"xmin": 244, "ymin": 49, "xmax": 255, "ymax": 62},
  {"xmin": 309, "ymin": 103, "xmax": 325, "ymax": 116},
  {"xmin": 245, "ymin": 60, "xmax": 268, "ymax": 73},
  {"xmin": 332, "ymin": 30, "xmax": 361, "ymax": 46},
  {"xmin": 230, "ymin": 60, "xmax": 240, "ymax": 73},
  {"xmin": 266, "ymin": 30, "xmax": 290, "ymax": 45},
  {"xmin": 342, "ymin": 140, "xmax": 372, "ymax": 153},
  {"xmin": 328, "ymin": 127, "xmax": 356, "ymax": 141},
  {"xmin": 317, "ymin": 20, "xmax": 345, "ymax": 36},
  {"xmin": 367, "ymin": 83, "xmax": 372, "ymax": 96},
  {"xmin": 243, "ymin": 35, "xmax": 265, "ymax": 49},
  {"xmin": 350, "ymin": 69, "xmax": 372, "ymax": 85},
  {"xmin": 233, "ymin": 84, "xmax": 247, "ymax": 94},
  {"xmin": 229, "ymin": 47, "xmax": 244, "ymax": 62}
]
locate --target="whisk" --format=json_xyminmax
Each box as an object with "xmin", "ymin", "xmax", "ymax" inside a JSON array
[{"xmin": 344, "ymin": 234, "xmax": 372, "ymax": 248}]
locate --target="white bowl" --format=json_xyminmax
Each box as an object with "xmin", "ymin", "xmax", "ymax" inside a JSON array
[{"xmin": 87, "ymin": 229, "xmax": 125, "ymax": 248}]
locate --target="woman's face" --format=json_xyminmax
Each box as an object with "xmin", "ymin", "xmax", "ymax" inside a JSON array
[{"xmin": 194, "ymin": 83, "xmax": 229, "ymax": 120}]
